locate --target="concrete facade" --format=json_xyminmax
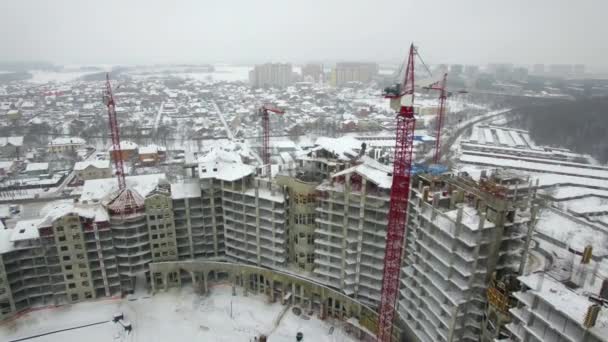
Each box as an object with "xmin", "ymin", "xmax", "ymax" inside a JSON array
[{"xmin": 397, "ymin": 171, "xmax": 535, "ymax": 342}]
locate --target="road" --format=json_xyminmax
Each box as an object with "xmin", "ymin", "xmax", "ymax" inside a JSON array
[
  {"xmin": 423, "ymin": 108, "xmax": 513, "ymax": 164},
  {"xmin": 211, "ymin": 101, "xmax": 234, "ymax": 140},
  {"xmin": 153, "ymin": 101, "xmax": 164, "ymax": 135}
]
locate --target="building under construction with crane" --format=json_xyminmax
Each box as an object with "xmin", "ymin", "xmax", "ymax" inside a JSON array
[{"xmin": 0, "ymin": 54, "xmax": 570, "ymax": 342}]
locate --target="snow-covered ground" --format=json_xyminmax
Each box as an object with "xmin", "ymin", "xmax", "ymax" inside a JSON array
[
  {"xmin": 26, "ymin": 70, "xmax": 100, "ymax": 84},
  {"xmin": 0, "ymin": 285, "xmax": 358, "ymax": 342}
]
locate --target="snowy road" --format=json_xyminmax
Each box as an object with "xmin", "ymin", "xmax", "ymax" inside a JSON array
[
  {"xmin": 212, "ymin": 101, "xmax": 234, "ymax": 140},
  {"xmin": 153, "ymin": 101, "xmax": 164, "ymax": 134}
]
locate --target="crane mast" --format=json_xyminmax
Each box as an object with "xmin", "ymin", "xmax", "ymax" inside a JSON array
[
  {"xmin": 377, "ymin": 43, "xmax": 416, "ymax": 342},
  {"xmin": 259, "ymin": 104, "xmax": 285, "ymax": 178},
  {"xmin": 433, "ymin": 73, "xmax": 448, "ymax": 163},
  {"xmin": 103, "ymin": 73, "xmax": 126, "ymax": 190}
]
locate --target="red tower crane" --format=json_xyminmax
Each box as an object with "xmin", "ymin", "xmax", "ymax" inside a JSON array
[
  {"xmin": 430, "ymin": 73, "xmax": 448, "ymax": 163},
  {"xmin": 103, "ymin": 73, "xmax": 126, "ymax": 190},
  {"xmin": 377, "ymin": 43, "xmax": 417, "ymax": 342},
  {"xmin": 259, "ymin": 104, "xmax": 285, "ymax": 177}
]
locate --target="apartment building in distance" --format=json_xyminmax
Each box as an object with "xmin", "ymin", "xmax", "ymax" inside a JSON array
[
  {"xmin": 301, "ymin": 63, "xmax": 324, "ymax": 83},
  {"xmin": 331, "ymin": 62, "xmax": 378, "ymax": 86},
  {"xmin": 249, "ymin": 63, "xmax": 293, "ymax": 88}
]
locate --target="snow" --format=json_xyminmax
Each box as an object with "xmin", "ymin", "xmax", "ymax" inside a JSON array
[
  {"xmin": 518, "ymin": 273, "xmax": 608, "ymax": 339},
  {"xmin": 74, "ymin": 160, "xmax": 110, "ymax": 171},
  {"xmin": 11, "ymin": 219, "xmax": 42, "ymax": 241},
  {"xmin": 26, "ymin": 70, "xmax": 98, "ymax": 84},
  {"xmin": 244, "ymin": 186, "xmax": 285, "ymax": 203},
  {"xmin": 25, "ymin": 162, "xmax": 49, "ymax": 173},
  {"xmin": 50, "ymin": 137, "xmax": 86, "ymax": 145},
  {"xmin": 536, "ymin": 208, "xmax": 608, "ymax": 256},
  {"xmin": 0, "ymin": 228, "xmax": 15, "ymax": 254},
  {"xmin": 557, "ymin": 196, "xmax": 608, "ymax": 216},
  {"xmin": 80, "ymin": 174, "xmax": 166, "ymax": 203},
  {"xmin": 199, "ymin": 160, "xmax": 255, "ymax": 182},
  {"xmin": 0, "ymin": 285, "xmax": 358, "ymax": 342},
  {"xmin": 139, "ymin": 145, "xmax": 159, "ymax": 155},
  {"xmin": 170, "ymin": 182, "xmax": 202, "ymax": 199},
  {"xmin": 459, "ymin": 154, "xmax": 608, "ymax": 180},
  {"xmin": 109, "ymin": 140, "xmax": 138, "ymax": 151},
  {"xmin": 309, "ymin": 136, "xmax": 363, "ymax": 161},
  {"xmin": 333, "ymin": 156, "xmax": 392, "ymax": 189},
  {"xmin": 541, "ymin": 186, "xmax": 608, "ymax": 200},
  {"xmin": 39, "ymin": 202, "xmax": 110, "ymax": 226},
  {"xmin": 0, "ymin": 136, "xmax": 24, "ymax": 147},
  {"xmin": 533, "ymin": 173, "xmax": 608, "ymax": 190}
]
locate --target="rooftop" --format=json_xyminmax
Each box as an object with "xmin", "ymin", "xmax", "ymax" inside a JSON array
[
  {"xmin": 518, "ymin": 273, "xmax": 608, "ymax": 339},
  {"xmin": 74, "ymin": 159, "xmax": 110, "ymax": 171},
  {"xmin": 80, "ymin": 174, "xmax": 166, "ymax": 203},
  {"xmin": 50, "ymin": 137, "xmax": 86, "ymax": 146},
  {"xmin": 170, "ymin": 182, "xmax": 202, "ymax": 199},
  {"xmin": 11, "ymin": 219, "xmax": 42, "ymax": 242}
]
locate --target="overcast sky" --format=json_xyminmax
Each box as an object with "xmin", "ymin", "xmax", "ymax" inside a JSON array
[{"xmin": 1, "ymin": 0, "xmax": 606, "ymax": 68}]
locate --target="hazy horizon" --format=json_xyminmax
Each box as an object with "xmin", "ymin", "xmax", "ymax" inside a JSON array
[{"xmin": 1, "ymin": 0, "xmax": 606, "ymax": 69}]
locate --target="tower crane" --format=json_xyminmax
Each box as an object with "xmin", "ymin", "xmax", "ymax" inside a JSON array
[
  {"xmin": 377, "ymin": 43, "xmax": 417, "ymax": 342},
  {"xmin": 423, "ymin": 73, "xmax": 468, "ymax": 163},
  {"xmin": 102, "ymin": 73, "xmax": 126, "ymax": 190},
  {"xmin": 428, "ymin": 73, "xmax": 448, "ymax": 163},
  {"xmin": 258, "ymin": 104, "xmax": 285, "ymax": 178}
]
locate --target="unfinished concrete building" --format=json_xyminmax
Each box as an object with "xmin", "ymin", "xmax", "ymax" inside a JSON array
[
  {"xmin": 0, "ymin": 220, "xmax": 50, "ymax": 316},
  {"xmin": 39, "ymin": 203, "xmax": 120, "ymax": 301},
  {"xmin": 508, "ymin": 272, "xmax": 607, "ymax": 342},
  {"xmin": 171, "ymin": 182, "xmax": 222, "ymax": 259},
  {"xmin": 314, "ymin": 158, "xmax": 392, "ymax": 307},
  {"xmin": 276, "ymin": 174, "xmax": 318, "ymax": 272},
  {"xmin": 108, "ymin": 188, "xmax": 151, "ymax": 293},
  {"xmin": 145, "ymin": 184, "xmax": 178, "ymax": 262},
  {"xmin": 222, "ymin": 175, "xmax": 288, "ymax": 269},
  {"xmin": 397, "ymin": 170, "xmax": 536, "ymax": 342}
]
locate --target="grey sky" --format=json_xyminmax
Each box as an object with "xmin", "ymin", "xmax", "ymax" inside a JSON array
[{"xmin": 1, "ymin": 0, "xmax": 606, "ymax": 68}]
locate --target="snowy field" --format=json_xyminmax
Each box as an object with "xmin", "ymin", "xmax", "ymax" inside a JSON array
[{"xmin": 0, "ymin": 284, "xmax": 358, "ymax": 342}]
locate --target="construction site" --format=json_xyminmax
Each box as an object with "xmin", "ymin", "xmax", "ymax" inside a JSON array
[{"xmin": 1, "ymin": 43, "xmax": 607, "ymax": 342}]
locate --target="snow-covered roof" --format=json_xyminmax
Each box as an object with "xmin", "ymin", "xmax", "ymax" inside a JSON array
[
  {"xmin": 139, "ymin": 145, "xmax": 158, "ymax": 154},
  {"xmin": 333, "ymin": 156, "xmax": 392, "ymax": 189},
  {"xmin": 25, "ymin": 162, "xmax": 49, "ymax": 172},
  {"xmin": 108, "ymin": 140, "xmax": 138, "ymax": 151},
  {"xmin": 50, "ymin": 137, "xmax": 86, "ymax": 146},
  {"xmin": 170, "ymin": 182, "xmax": 201, "ymax": 199},
  {"xmin": 308, "ymin": 136, "xmax": 364, "ymax": 161},
  {"xmin": 199, "ymin": 160, "xmax": 254, "ymax": 182},
  {"xmin": 38, "ymin": 201, "xmax": 109, "ymax": 226},
  {"xmin": 80, "ymin": 174, "xmax": 166, "ymax": 203},
  {"xmin": 0, "ymin": 160, "xmax": 14, "ymax": 169},
  {"xmin": 196, "ymin": 141, "xmax": 257, "ymax": 182},
  {"xmin": 74, "ymin": 159, "xmax": 110, "ymax": 171},
  {"xmin": 0, "ymin": 136, "xmax": 23, "ymax": 147},
  {"xmin": 11, "ymin": 219, "xmax": 42, "ymax": 242}
]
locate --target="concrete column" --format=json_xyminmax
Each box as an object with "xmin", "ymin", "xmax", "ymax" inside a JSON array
[
  {"xmin": 162, "ymin": 272, "xmax": 168, "ymax": 291},
  {"xmin": 269, "ymin": 278, "xmax": 275, "ymax": 302},
  {"xmin": 259, "ymin": 274, "xmax": 264, "ymax": 294},
  {"xmin": 151, "ymin": 273, "xmax": 157, "ymax": 293},
  {"xmin": 292, "ymin": 283, "xmax": 296, "ymax": 305},
  {"xmin": 191, "ymin": 271, "xmax": 197, "ymax": 290},
  {"xmin": 203, "ymin": 272, "xmax": 208, "ymax": 294}
]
